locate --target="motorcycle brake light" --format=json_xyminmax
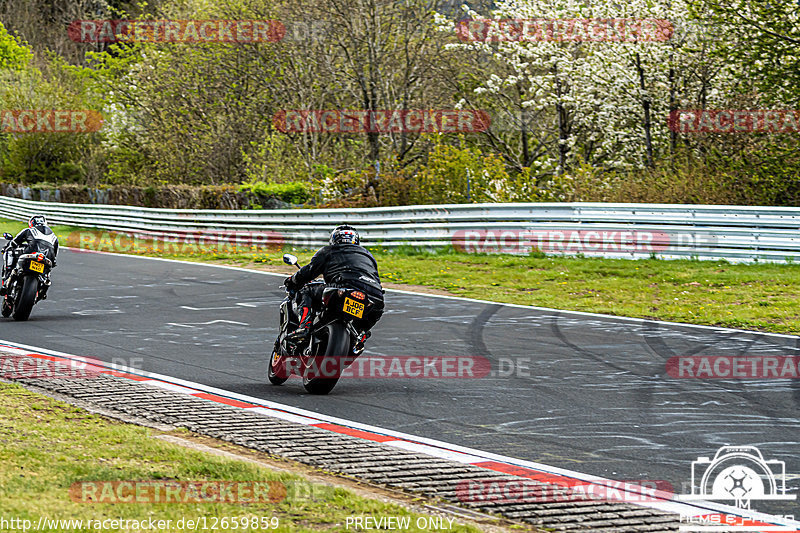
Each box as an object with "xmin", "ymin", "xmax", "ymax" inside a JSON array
[
  {"xmin": 351, "ymin": 291, "xmax": 365, "ymax": 300},
  {"xmin": 36, "ymin": 253, "xmax": 44, "ymax": 262}
]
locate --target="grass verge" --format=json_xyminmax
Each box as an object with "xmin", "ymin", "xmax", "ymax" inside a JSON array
[
  {"xmin": 3, "ymin": 218, "xmax": 800, "ymax": 335},
  {"xmin": 0, "ymin": 381, "xmax": 490, "ymax": 532}
]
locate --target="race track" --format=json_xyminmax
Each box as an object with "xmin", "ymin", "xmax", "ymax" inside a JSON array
[{"xmin": 2, "ymin": 247, "xmax": 799, "ymax": 512}]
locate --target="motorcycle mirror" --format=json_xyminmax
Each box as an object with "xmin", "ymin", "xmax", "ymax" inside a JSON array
[
  {"xmin": 283, "ymin": 254, "xmax": 298, "ymax": 266},
  {"xmin": 2, "ymin": 233, "xmax": 12, "ymax": 241}
]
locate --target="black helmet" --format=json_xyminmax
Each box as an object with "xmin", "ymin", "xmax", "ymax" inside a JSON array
[
  {"xmin": 330, "ymin": 225, "xmax": 359, "ymax": 246},
  {"xmin": 28, "ymin": 215, "xmax": 47, "ymax": 228}
]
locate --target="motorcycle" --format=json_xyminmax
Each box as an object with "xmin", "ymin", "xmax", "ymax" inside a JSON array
[
  {"xmin": 1, "ymin": 232, "xmax": 54, "ymax": 321},
  {"xmin": 268, "ymin": 253, "xmax": 375, "ymax": 395}
]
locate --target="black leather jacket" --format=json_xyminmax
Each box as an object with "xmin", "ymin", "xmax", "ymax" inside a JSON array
[
  {"xmin": 11, "ymin": 226, "xmax": 59, "ymax": 260},
  {"xmin": 291, "ymin": 244, "xmax": 383, "ymax": 296}
]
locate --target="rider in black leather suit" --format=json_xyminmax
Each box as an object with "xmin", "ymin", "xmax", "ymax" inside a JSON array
[{"xmin": 284, "ymin": 225, "xmax": 384, "ymax": 348}]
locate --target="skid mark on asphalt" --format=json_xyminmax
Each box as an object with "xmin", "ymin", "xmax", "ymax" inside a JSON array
[
  {"xmin": 547, "ymin": 314, "xmax": 638, "ymax": 375},
  {"xmin": 468, "ymin": 304, "xmax": 500, "ymax": 358}
]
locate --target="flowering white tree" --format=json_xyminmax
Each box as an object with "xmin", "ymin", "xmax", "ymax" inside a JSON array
[{"xmin": 438, "ymin": 0, "xmax": 736, "ymax": 176}]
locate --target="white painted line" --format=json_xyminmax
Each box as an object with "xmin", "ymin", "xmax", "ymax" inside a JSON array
[
  {"xmin": 142, "ymin": 380, "xmax": 199, "ymax": 395},
  {"xmin": 246, "ymin": 407, "xmax": 320, "ymax": 425},
  {"xmin": 384, "ymin": 441, "xmax": 487, "ymax": 463},
  {"xmin": 180, "ymin": 305, "xmax": 239, "ymax": 311},
  {"xmin": 166, "ymin": 320, "xmax": 249, "ymax": 328}
]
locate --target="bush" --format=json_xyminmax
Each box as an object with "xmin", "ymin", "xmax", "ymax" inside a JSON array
[
  {"xmin": 411, "ymin": 142, "xmax": 541, "ymax": 204},
  {"xmin": 0, "ymin": 22, "xmax": 32, "ymax": 71},
  {"xmin": 559, "ymin": 139, "xmax": 800, "ymax": 206},
  {"xmin": 239, "ymin": 181, "xmax": 311, "ymax": 205}
]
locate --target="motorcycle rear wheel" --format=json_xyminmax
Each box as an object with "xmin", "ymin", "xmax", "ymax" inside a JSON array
[
  {"xmin": 302, "ymin": 322, "xmax": 349, "ymax": 395},
  {"xmin": 12, "ymin": 276, "xmax": 37, "ymax": 321}
]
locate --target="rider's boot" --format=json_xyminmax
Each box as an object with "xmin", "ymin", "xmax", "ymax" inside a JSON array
[
  {"xmin": 39, "ymin": 277, "xmax": 51, "ymax": 300},
  {"xmin": 352, "ymin": 331, "xmax": 371, "ymax": 357}
]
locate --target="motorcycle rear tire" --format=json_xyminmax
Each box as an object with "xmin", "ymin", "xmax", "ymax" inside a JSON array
[
  {"xmin": 12, "ymin": 276, "xmax": 37, "ymax": 321},
  {"xmin": 302, "ymin": 322, "xmax": 349, "ymax": 395}
]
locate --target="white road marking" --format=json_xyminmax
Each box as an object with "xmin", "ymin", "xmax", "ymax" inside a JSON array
[
  {"xmin": 166, "ymin": 320, "xmax": 249, "ymax": 328},
  {"xmin": 180, "ymin": 302, "xmax": 261, "ymax": 311}
]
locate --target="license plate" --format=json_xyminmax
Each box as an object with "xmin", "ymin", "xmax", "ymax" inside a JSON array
[
  {"xmin": 343, "ymin": 297, "xmax": 364, "ymax": 318},
  {"xmin": 29, "ymin": 261, "xmax": 44, "ymax": 273}
]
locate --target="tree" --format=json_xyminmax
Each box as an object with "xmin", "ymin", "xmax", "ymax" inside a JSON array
[
  {"xmin": 690, "ymin": 0, "xmax": 800, "ymax": 106},
  {"xmin": 442, "ymin": 0, "xmax": 735, "ymax": 176}
]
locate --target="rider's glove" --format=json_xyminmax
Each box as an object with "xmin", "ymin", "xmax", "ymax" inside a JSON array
[{"xmin": 283, "ymin": 276, "xmax": 297, "ymax": 291}]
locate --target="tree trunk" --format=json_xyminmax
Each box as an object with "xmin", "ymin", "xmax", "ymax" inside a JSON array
[
  {"xmin": 554, "ymin": 68, "xmax": 569, "ymax": 174},
  {"xmin": 635, "ymin": 53, "xmax": 654, "ymax": 168}
]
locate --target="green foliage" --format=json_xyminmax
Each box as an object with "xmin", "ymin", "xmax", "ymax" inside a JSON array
[
  {"xmin": 1, "ymin": 0, "xmax": 800, "ymax": 207},
  {"xmin": 412, "ymin": 142, "xmax": 518, "ymax": 204},
  {"xmin": 239, "ymin": 181, "xmax": 311, "ymax": 205},
  {"xmin": 545, "ymin": 137, "xmax": 800, "ymax": 206},
  {"xmin": 241, "ymin": 134, "xmax": 312, "ymax": 184},
  {"xmin": 0, "ymin": 55, "xmax": 102, "ymax": 185},
  {"xmin": 690, "ymin": 0, "xmax": 800, "ymax": 106},
  {"xmin": 0, "ymin": 22, "xmax": 31, "ymax": 71}
]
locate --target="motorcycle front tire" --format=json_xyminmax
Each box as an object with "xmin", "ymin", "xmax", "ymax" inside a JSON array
[{"xmin": 268, "ymin": 339, "xmax": 289, "ymax": 385}]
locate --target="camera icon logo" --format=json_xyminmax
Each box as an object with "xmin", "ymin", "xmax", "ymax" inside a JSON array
[{"xmin": 680, "ymin": 446, "xmax": 795, "ymax": 509}]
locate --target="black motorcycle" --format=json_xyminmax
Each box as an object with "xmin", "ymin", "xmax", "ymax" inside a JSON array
[
  {"xmin": 268, "ymin": 253, "xmax": 376, "ymax": 394},
  {"xmin": 1, "ymin": 232, "xmax": 53, "ymax": 321}
]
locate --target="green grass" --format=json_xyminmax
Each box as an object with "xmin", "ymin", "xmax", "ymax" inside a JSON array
[
  {"xmin": 4, "ymin": 218, "xmax": 800, "ymax": 335},
  {"xmin": 0, "ymin": 382, "xmax": 486, "ymax": 532}
]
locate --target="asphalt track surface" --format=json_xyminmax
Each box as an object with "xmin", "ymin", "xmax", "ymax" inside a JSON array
[{"xmin": 3, "ymin": 247, "xmax": 799, "ymax": 513}]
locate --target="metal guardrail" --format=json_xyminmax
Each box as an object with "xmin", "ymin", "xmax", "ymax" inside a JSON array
[{"xmin": 0, "ymin": 195, "xmax": 798, "ymax": 262}]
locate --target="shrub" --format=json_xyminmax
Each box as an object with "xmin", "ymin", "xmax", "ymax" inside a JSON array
[{"xmin": 238, "ymin": 181, "xmax": 311, "ymax": 205}]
